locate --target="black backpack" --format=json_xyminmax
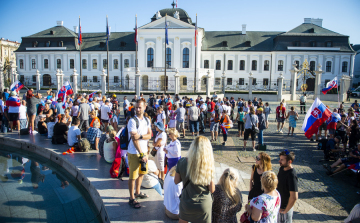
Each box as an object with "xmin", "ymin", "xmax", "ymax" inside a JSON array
[
  {"xmin": 120, "ymin": 117, "xmax": 150, "ymax": 150},
  {"xmin": 149, "ymin": 98, "xmax": 155, "ymax": 107},
  {"xmin": 318, "ymin": 138, "xmax": 328, "ymax": 150}
]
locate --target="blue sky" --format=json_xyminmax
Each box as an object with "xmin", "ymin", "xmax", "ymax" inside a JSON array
[{"xmin": 1, "ymin": 0, "xmax": 359, "ymax": 44}]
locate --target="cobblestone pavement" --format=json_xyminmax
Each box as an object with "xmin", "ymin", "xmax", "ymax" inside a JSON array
[{"xmin": 176, "ymin": 98, "xmax": 360, "ymax": 222}]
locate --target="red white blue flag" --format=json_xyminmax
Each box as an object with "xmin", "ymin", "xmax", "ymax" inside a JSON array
[
  {"xmin": 89, "ymin": 91, "xmax": 97, "ymax": 99},
  {"xmin": 348, "ymin": 162, "xmax": 360, "ymax": 171},
  {"xmin": 134, "ymin": 15, "xmax": 138, "ymax": 43},
  {"xmin": 322, "ymin": 77, "xmax": 338, "ymax": 95},
  {"xmin": 6, "ymin": 96, "xmax": 21, "ymax": 107},
  {"xmin": 57, "ymin": 81, "xmax": 73, "ymax": 100},
  {"xmin": 302, "ymin": 98, "xmax": 332, "ymax": 139},
  {"xmin": 10, "ymin": 81, "xmax": 24, "ymax": 92},
  {"xmin": 194, "ymin": 17, "xmax": 198, "ymax": 47},
  {"xmin": 78, "ymin": 17, "xmax": 82, "ymax": 45},
  {"xmin": 326, "ymin": 112, "xmax": 341, "ymax": 130}
]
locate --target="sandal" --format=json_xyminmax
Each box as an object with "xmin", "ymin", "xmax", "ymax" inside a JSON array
[
  {"xmin": 134, "ymin": 192, "xmax": 149, "ymax": 199},
  {"xmin": 128, "ymin": 198, "xmax": 141, "ymax": 209}
]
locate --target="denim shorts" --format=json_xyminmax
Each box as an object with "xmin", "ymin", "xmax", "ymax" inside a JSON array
[{"xmin": 210, "ymin": 122, "xmax": 219, "ymax": 132}]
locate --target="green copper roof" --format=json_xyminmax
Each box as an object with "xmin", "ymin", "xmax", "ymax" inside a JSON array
[
  {"xmin": 151, "ymin": 8, "xmax": 192, "ymax": 24},
  {"xmin": 80, "ymin": 32, "xmax": 135, "ymax": 51},
  {"xmin": 25, "ymin": 25, "xmax": 77, "ymax": 38},
  {"xmin": 281, "ymin": 23, "xmax": 346, "ymax": 37}
]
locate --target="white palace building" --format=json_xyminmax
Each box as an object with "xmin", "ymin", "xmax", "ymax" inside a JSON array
[{"xmin": 14, "ymin": 5, "xmax": 356, "ymax": 93}]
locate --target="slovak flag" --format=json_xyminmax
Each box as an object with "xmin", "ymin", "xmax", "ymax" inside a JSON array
[
  {"xmin": 6, "ymin": 96, "xmax": 21, "ymax": 107},
  {"xmin": 78, "ymin": 17, "xmax": 82, "ymax": 45},
  {"xmin": 89, "ymin": 91, "xmax": 97, "ymax": 99},
  {"xmin": 302, "ymin": 98, "xmax": 332, "ymax": 139},
  {"xmin": 134, "ymin": 15, "xmax": 138, "ymax": 43},
  {"xmin": 348, "ymin": 162, "xmax": 360, "ymax": 171},
  {"xmin": 326, "ymin": 112, "xmax": 341, "ymax": 130},
  {"xmin": 322, "ymin": 77, "xmax": 338, "ymax": 95},
  {"xmin": 57, "ymin": 81, "xmax": 73, "ymax": 100},
  {"xmin": 10, "ymin": 81, "xmax": 24, "ymax": 92}
]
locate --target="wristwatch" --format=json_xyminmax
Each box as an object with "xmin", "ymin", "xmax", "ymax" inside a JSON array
[{"xmin": 140, "ymin": 135, "xmax": 143, "ymax": 140}]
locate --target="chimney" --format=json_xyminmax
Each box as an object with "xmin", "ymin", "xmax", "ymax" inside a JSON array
[
  {"xmin": 56, "ymin": 21, "xmax": 63, "ymax": 26},
  {"xmin": 73, "ymin": 26, "xmax": 78, "ymax": 33},
  {"xmin": 304, "ymin": 18, "xmax": 322, "ymax": 27},
  {"xmin": 242, "ymin": 24, "xmax": 246, "ymax": 35}
]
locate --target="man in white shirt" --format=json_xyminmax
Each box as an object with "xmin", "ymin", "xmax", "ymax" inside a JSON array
[
  {"xmin": 100, "ymin": 100, "xmax": 112, "ymax": 131},
  {"xmin": 127, "ymin": 99, "xmax": 151, "ymax": 208},
  {"xmin": 67, "ymin": 118, "xmax": 81, "ymax": 149},
  {"xmin": 19, "ymin": 100, "xmax": 28, "ymax": 130}
]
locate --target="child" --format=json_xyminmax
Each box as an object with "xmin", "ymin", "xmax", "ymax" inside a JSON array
[
  {"xmin": 47, "ymin": 116, "xmax": 56, "ymax": 139},
  {"xmin": 38, "ymin": 115, "xmax": 48, "ymax": 136}
]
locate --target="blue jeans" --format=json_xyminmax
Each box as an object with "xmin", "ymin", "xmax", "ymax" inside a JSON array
[
  {"xmin": 152, "ymin": 182, "xmax": 162, "ymax": 196},
  {"xmin": 278, "ymin": 207, "xmax": 293, "ymax": 223},
  {"xmin": 20, "ymin": 119, "xmax": 27, "ymax": 129},
  {"xmin": 199, "ymin": 113, "xmax": 205, "ymax": 132},
  {"xmin": 258, "ymin": 130, "xmax": 264, "ymax": 145},
  {"xmin": 189, "ymin": 120, "xmax": 199, "ymax": 133}
]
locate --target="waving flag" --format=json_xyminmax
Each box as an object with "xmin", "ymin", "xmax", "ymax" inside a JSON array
[
  {"xmin": 62, "ymin": 93, "xmax": 67, "ymax": 109},
  {"xmin": 89, "ymin": 91, "xmax": 97, "ymax": 99},
  {"xmin": 348, "ymin": 162, "xmax": 360, "ymax": 171},
  {"xmin": 194, "ymin": 15, "xmax": 198, "ymax": 47},
  {"xmin": 322, "ymin": 77, "xmax": 338, "ymax": 95},
  {"xmin": 57, "ymin": 81, "xmax": 73, "ymax": 100},
  {"xmin": 78, "ymin": 16, "xmax": 82, "ymax": 45},
  {"xmin": 165, "ymin": 16, "xmax": 169, "ymax": 45},
  {"xmin": 7, "ymin": 96, "xmax": 21, "ymax": 107},
  {"xmin": 302, "ymin": 98, "xmax": 332, "ymax": 139},
  {"xmin": 10, "ymin": 81, "xmax": 24, "ymax": 92},
  {"xmin": 106, "ymin": 16, "xmax": 110, "ymax": 46},
  {"xmin": 134, "ymin": 15, "xmax": 138, "ymax": 43},
  {"xmin": 326, "ymin": 113, "xmax": 341, "ymax": 130}
]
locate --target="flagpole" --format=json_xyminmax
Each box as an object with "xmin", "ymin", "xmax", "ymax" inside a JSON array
[
  {"xmin": 164, "ymin": 15, "xmax": 167, "ymax": 94},
  {"xmin": 135, "ymin": 14, "xmax": 138, "ymax": 95},
  {"xmin": 194, "ymin": 13, "xmax": 197, "ymax": 93},
  {"xmin": 106, "ymin": 15, "xmax": 110, "ymax": 95},
  {"xmin": 337, "ymin": 76, "xmax": 340, "ymax": 107},
  {"xmin": 79, "ymin": 16, "xmax": 82, "ymax": 92}
]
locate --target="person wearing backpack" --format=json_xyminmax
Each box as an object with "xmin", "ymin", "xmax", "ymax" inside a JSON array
[
  {"xmin": 127, "ymin": 99, "xmax": 152, "ymax": 209},
  {"xmin": 236, "ymin": 107, "xmax": 246, "ymax": 137}
]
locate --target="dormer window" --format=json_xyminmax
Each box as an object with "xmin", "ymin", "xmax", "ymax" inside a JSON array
[
  {"xmin": 100, "ymin": 42, "xmax": 105, "ymax": 47},
  {"xmin": 245, "ymin": 41, "xmax": 251, "ymax": 47},
  {"xmin": 222, "ymin": 41, "xmax": 228, "ymax": 47},
  {"xmin": 309, "ymin": 28, "xmax": 314, "ymax": 33},
  {"xmin": 50, "ymin": 30, "xmax": 55, "ymax": 35},
  {"xmin": 293, "ymin": 41, "xmax": 300, "ymax": 47},
  {"xmin": 57, "ymin": 41, "xmax": 63, "ymax": 47},
  {"xmin": 32, "ymin": 41, "xmax": 38, "ymax": 47},
  {"xmin": 310, "ymin": 41, "xmax": 316, "ymax": 47},
  {"xmin": 326, "ymin": 41, "xmax": 332, "ymax": 47},
  {"xmin": 120, "ymin": 41, "xmax": 126, "ymax": 47},
  {"xmin": 45, "ymin": 41, "xmax": 51, "ymax": 47}
]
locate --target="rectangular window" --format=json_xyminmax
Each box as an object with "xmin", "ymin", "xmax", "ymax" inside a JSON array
[
  {"xmin": 251, "ymin": 60, "xmax": 257, "ymax": 71},
  {"xmin": 295, "ymin": 60, "xmax": 300, "ymax": 69},
  {"xmin": 252, "ymin": 78, "xmax": 257, "ymax": 85},
  {"xmin": 19, "ymin": 59, "xmax": 24, "ymax": 69},
  {"xmin": 215, "ymin": 78, "xmax": 221, "ymax": 86},
  {"xmin": 204, "ymin": 60, "xmax": 209, "ymax": 69},
  {"xmin": 124, "ymin": 59, "xmax": 129, "ymax": 68},
  {"xmin": 82, "ymin": 76, "xmax": 87, "ymax": 82},
  {"xmin": 227, "ymin": 78, "xmax": 232, "ymax": 85},
  {"xmin": 114, "ymin": 59, "xmax": 119, "ymax": 69},
  {"xmin": 114, "ymin": 76, "xmax": 119, "ymax": 83},
  {"xmin": 103, "ymin": 59, "xmax": 107, "ymax": 69},
  {"xmin": 263, "ymin": 78, "xmax": 269, "ymax": 86},
  {"xmin": 239, "ymin": 60, "xmax": 245, "ymax": 70},
  {"xmin": 32, "ymin": 75, "xmax": 36, "ymax": 82},
  {"xmin": 92, "ymin": 59, "xmax": 97, "ymax": 69},
  {"xmin": 57, "ymin": 59, "xmax": 61, "ymax": 69},
  {"xmin": 216, "ymin": 60, "xmax": 221, "ymax": 70},
  {"xmin": 70, "ymin": 59, "xmax": 74, "ymax": 69},
  {"xmin": 278, "ymin": 60, "xmax": 284, "ymax": 71},
  {"xmin": 326, "ymin": 61, "xmax": 332, "ymax": 72},
  {"xmin": 82, "ymin": 59, "xmax": 87, "ymax": 69},
  {"xmin": 93, "ymin": 76, "xmax": 98, "ymax": 82},
  {"xmin": 239, "ymin": 78, "xmax": 244, "ymax": 85},
  {"xmin": 342, "ymin": 61, "xmax": 348, "ymax": 72},
  {"xmin": 44, "ymin": 59, "xmax": 48, "ymax": 69},
  {"xmin": 310, "ymin": 61, "xmax": 316, "ymax": 71},
  {"xmin": 227, "ymin": 60, "xmax": 233, "ymax": 70},
  {"xmin": 70, "ymin": 75, "xmax": 73, "ymax": 82},
  {"xmin": 31, "ymin": 59, "xmax": 36, "ymax": 69},
  {"xmin": 182, "ymin": 77, "xmax": 187, "ymax": 85},
  {"xmin": 19, "ymin": 75, "xmax": 24, "ymax": 83},
  {"xmin": 264, "ymin": 60, "xmax": 269, "ymax": 71}
]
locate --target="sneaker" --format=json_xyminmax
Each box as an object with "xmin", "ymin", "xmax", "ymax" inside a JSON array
[
  {"xmin": 253, "ymin": 148, "xmax": 256, "ymax": 151},
  {"xmin": 279, "ymin": 130, "xmax": 283, "ymax": 133}
]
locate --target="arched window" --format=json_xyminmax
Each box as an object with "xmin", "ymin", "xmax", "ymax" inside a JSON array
[
  {"xmin": 82, "ymin": 59, "xmax": 87, "ymax": 69},
  {"xmin": 166, "ymin": 48, "xmax": 171, "ymax": 68},
  {"xmin": 56, "ymin": 59, "xmax": 61, "ymax": 69},
  {"xmin": 326, "ymin": 61, "xmax": 332, "ymax": 72},
  {"xmin": 310, "ymin": 61, "xmax": 316, "ymax": 71},
  {"xmin": 124, "ymin": 59, "xmax": 129, "ymax": 68},
  {"xmin": 70, "ymin": 59, "xmax": 74, "ymax": 69},
  {"xmin": 147, "ymin": 48, "xmax": 154, "ymax": 68},
  {"xmin": 114, "ymin": 59, "xmax": 119, "ymax": 69},
  {"xmin": 251, "ymin": 60, "xmax": 257, "ymax": 71},
  {"xmin": 183, "ymin": 48, "xmax": 189, "ymax": 68},
  {"xmin": 239, "ymin": 60, "xmax": 245, "ymax": 70},
  {"xmin": 19, "ymin": 59, "xmax": 24, "ymax": 69},
  {"xmin": 342, "ymin": 61, "xmax": 348, "ymax": 72},
  {"xmin": 278, "ymin": 60, "xmax": 284, "ymax": 71},
  {"xmin": 264, "ymin": 60, "xmax": 269, "ymax": 71},
  {"xmin": 92, "ymin": 59, "xmax": 97, "ymax": 69},
  {"xmin": 44, "ymin": 59, "xmax": 48, "ymax": 69}
]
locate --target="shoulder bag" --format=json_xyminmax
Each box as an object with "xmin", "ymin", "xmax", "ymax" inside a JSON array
[{"xmin": 250, "ymin": 114, "xmax": 259, "ymax": 134}]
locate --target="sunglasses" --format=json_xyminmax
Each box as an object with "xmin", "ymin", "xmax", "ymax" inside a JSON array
[{"xmin": 255, "ymin": 156, "xmax": 261, "ymax": 161}]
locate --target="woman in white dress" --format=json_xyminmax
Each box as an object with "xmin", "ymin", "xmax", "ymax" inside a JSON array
[{"xmin": 152, "ymin": 122, "xmax": 167, "ymax": 180}]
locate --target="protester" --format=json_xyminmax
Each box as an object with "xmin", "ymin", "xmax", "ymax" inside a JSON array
[
  {"xmin": 243, "ymin": 107, "xmax": 258, "ymax": 151},
  {"xmin": 344, "ymin": 203, "xmax": 360, "ymax": 223},
  {"xmin": 349, "ymin": 119, "xmax": 359, "ymax": 148},
  {"xmin": 101, "ymin": 100, "xmax": 112, "ymax": 131},
  {"xmin": 86, "ymin": 120, "xmax": 102, "ymax": 150},
  {"xmin": 286, "ymin": 106, "xmax": 298, "ymax": 136},
  {"xmin": 7, "ymin": 91, "xmax": 21, "ymax": 131},
  {"xmin": 245, "ymin": 171, "xmax": 281, "ymax": 222},
  {"xmin": 71, "ymin": 100, "xmax": 79, "ymax": 122},
  {"xmin": 219, "ymin": 109, "xmax": 231, "ymax": 146},
  {"xmin": 89, "ymin": 111, "xmax": 100, "ymax": 128},
  {"xmin": 199, "ymin": 99, "xmax": 207, "ymax": 133},
  {"xmin": 175, "ymin": 103, "xmax": 186, "ymax": 138},
  {"xmin": 164, "ymin": 128, "xmax": 181, "ymax": 171},
  {"xmin": 277, "ymin": 150, "xmax": 298, "ymax": 222},
  {"xmin": 207, "ymin": 98, "xmax": 215, "ymax": 128},
  {"xmin": 257, "ymin": 107, "xmax": 266, "ymax": 147},
  {"xmin": 210, "ymin": 105, "xmax": 220, "ymax": 142},
  {"xmin": 300, "ymin": 93, "xmax": 307, "ymax": 114},
  {"xmin": 19, "ymin": 100, "xmax": 27, "ymax": 130},
  {"xmin": 264, "ymin": 102, "xmax": 271, "ymax": 129},
  {"xmin": 324, "ymin": 143, "xmax": 360, "ymax": 176},
  {"xmin": 98, "ymin": 125, "xmax": 114, "ymax": 158},
  {"xmin": 37, "ymin": 115, "xmax": 48, "ymax": 136},
  {"xmin": 67, "ymin": 117, "xmax": 81, "ymax": 149},
  {"xmin": 152, "ymin": 122, "xmax": 167, "ymax": 180},
  {"xmin": 168, "ymin": 104, "xmax": 177, "ymax": 129},
  {"xmin": 188, "ymin": 101, "xmax": 200, "ymax": 136},
  {"xmin": 276, "ymin": 102, "xmax": 286, "ymax": 133},
  {"xmin": 236, "ymin": 107, "xmax": 245, "ymax": 137},
  {"xmin": 78, "ymin": 98, "xmax": 90, "ymax": 131},
  {"xmin": 103, "ymin": 130, "xmax": 117, "ymax": 163},
  {"xmin": 0, "ymin": 94, "xmax": 4, "ymax": 127},
  {"xmin": 212, "ymin": 168, "xmax": 242, "ymax": 223},
  {"xmin": 175, "ymin": 136, "xmax": 215, "ymax": 223},
  {"xmin": 55, "ymin": 98, "xmax": 64, "ymax": 115},
  {"xmin": 249, "ymin": 152, "xmax": 272, "ymax": 200},
  {"xmin": 64, "ymin": 108, "xmax": 72, "ymax": 127},
  {"xmin": 156, "ymin": 106, "xmax": 166, "ymax": 127},
  {"xmin": 53, "ymin": 114, "xmax": 69, "ymax": 144},
  {"xmin": 164, "ymin": 166, "xmax": 183, "ymax": 220},
  {"xmin": 127, "ymin": 99, "xmax": 151, "ymax": 209},
  {"xmin": 47, "ymin": 116, "xmax": 55, "ymax": 139}
]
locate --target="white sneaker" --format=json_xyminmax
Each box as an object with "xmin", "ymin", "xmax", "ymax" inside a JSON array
[{"xmin": 279, "ymin": 129, "xmax": 283, "ymax": 133}]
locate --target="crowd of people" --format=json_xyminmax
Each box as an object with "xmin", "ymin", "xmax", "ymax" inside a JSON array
[{"xmin": 2, "ymin": 88, "xmax": 360, "ymax": 222}]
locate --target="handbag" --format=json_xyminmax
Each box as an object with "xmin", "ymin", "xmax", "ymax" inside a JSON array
[
  {"xmin": 150, "ymin": 148, "xmax": 157, "ymax": 157},
  {"xmin": 250, "ymin": 114, "xmax": 259, "ymax": 133},
  {"xmin": 240, "ymin": 212, "xmax": 250, "ymax": 223}
]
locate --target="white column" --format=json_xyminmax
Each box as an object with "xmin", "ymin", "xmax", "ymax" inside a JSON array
[
  {"xmin": 314, "ymin": 65, "xmax": 323, "ymax": 100},
  {"xmin": 0, "ymin": 61, "xmax": 4, "ymax": 92},
  {"xmin": 206, "ymin": 71, "xmax": 211, "ymax": 97},
  {"xmin": 174, "ymin": 69, "xmax": 180, "ymax": 95},
  {"xmin": 174, "ymin": 37, "xmax": 180, "ymax": 68},
  {"xmin": 135, "ymin": 68, "xmax": 140, "ymax": 97},
  {"xmin": 290, "ymin": 64, "xmax": 298, "ymax": 101},
  {"xmin": 72, "ymin": 68, "xmax": 78, "ymax": 94},
  {"xmin": 10, "ymin": 61, "xmax": 17, "ymax": 84},
  {"xmin": 35, "ymin": 70, "xmax": 41, "ymax": 91},
  {"xmin": 101, "ymin": 69, "xmax": 107, "ymax": 94},
  {"xmin": 277, "ymin": 74, "xmax": 284, "ymax": 102},
  {"xmin": 55, "ymin": 69, "xmax": 62, "ymax": 90},
  {"xmin": 249, "ymin": 73, "xmax": 253, "ymax": 100},
  {"xmin": 221, "ymin": 71, "xmax": 226, "ymax": 94}
]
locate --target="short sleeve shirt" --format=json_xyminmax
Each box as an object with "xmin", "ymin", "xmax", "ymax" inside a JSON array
[
  {"xmin": 101, "ymin": 105, "xmax": 111, "ymax": 120},
  {"xmin": 244, "ymin": 113, "xmax": 258, "ymax": 129},
  {"xmin": 277, "ymin": 167, "xmax": 298, "ymax": 209},
  {"xmin": 157, "ymin": 113, "xmax": 166, "ymax": 124},
  {"xmin": 127, "ymin": 116, "xmax": 151, "ymax": 154},
  {"xmin": 166, "ymin": 139, "xmax": 181, "ymax": 158},
  {"xmin": 175, "ymin": 108, "xmax": 186, "ymax": 122},
  {"xmin": 155, "ymin": 131, "xmax": 167, "ymax": 151},
  {"xmin": 86, "ymin": 127, "xmax": 102, "ymax": 144},
  {"xmin": 55, "ymin": 103, "xmax": 65, "ymax": 115},
  {"xmin": 79, "ymin": 103, "xmax": 90, "ymax": 120},
  {"xmin": 250, "ymin": 191, "xmax": 281, "ymax": 223}
]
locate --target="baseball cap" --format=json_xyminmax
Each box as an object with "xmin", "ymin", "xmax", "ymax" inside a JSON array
[{"xmin": 89, "ymin": 98, "xmax": 93, "ymax": 102}]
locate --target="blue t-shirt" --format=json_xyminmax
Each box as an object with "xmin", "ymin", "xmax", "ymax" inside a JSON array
[
  {"xmin": 55, "ymin": 102, "xmax": 65, "ymax": 115},
  {"xmin": 3, "ymin": 92, "xmax": 9, "ymax": 101}
]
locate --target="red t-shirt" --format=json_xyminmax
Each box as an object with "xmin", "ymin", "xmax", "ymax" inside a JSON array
[
  {"xmin": 167, "ymin": 102, "xmax": 172, "ymax": 111},
  {"xmin": 276, "ymin": 106, "xmax": 286, "ymax": 118},
  {"xmin": 208, "ymin": 101, "xmax": 215, "ymax": 112}
]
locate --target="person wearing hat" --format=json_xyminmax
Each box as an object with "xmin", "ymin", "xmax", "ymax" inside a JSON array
[
  {"xmin": 100, "ymin": 100, "xmax": 112, "ymax": 131},
  {"xmin": 257, "ymin": 107, "xmax": 266, "ymax": 147},
  {"xmin": 77, "ymin": 97, "xmax": 91, "ymax": 131},
  {"xmin": 152, "ymin": 122, "xmax": 167, "ymax": 180}
]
